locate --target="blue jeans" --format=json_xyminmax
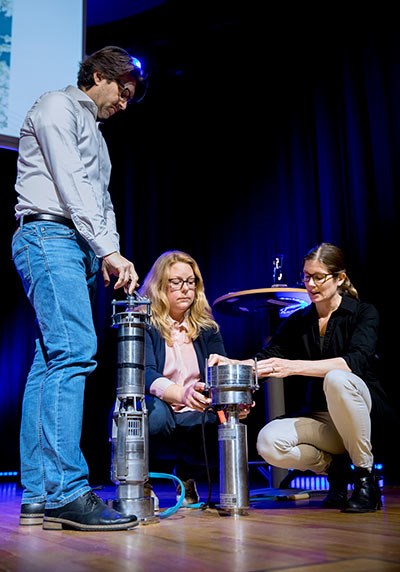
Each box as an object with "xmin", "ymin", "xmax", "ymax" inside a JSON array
[{"xmin": 12, "ymin": 221, "xmax": 99, "ymax": 508}]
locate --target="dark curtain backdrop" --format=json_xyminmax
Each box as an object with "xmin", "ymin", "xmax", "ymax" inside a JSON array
[{"xmin": 1, "ymin": 3, "xmax": 399, "ymax": 483}]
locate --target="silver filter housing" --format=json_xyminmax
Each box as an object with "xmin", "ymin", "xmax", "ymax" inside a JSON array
[{"xmin": 206, "ymin": 363, "xmax": 259, "ymax": 516}]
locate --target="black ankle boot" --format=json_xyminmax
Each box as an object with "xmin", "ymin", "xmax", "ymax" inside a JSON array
[
  {"xmin": 322, "ymin": 454, "xmax": 351, "ymax": 509},
  {"xmin": 342, "ymin": 467, "xmax": 382, "ymax": 513}
]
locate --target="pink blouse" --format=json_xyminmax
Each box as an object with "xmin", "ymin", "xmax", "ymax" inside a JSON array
[{"xmin": 149, "ymin": 319, "xmax": 200, "ymax": 412}]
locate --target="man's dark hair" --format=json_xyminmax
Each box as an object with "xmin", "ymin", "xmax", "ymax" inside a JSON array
[{"xmin": 77, "ymin": 45, "xmax": 146, "ymax": 101}]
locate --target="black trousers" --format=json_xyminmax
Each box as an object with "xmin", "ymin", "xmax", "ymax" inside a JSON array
[{"xmin": 145, "ymin": 395, "xmax": 219, "ymax": 481}]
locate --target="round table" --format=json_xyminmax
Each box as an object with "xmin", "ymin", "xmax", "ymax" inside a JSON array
[{"xmin": 213, "ymin": 287, "xmax": 310, "ymax": 318}]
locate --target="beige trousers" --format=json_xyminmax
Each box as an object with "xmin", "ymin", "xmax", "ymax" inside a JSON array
[{"xmin": 256, "ymin": 369, "xmax": 373, "ymax": 473}]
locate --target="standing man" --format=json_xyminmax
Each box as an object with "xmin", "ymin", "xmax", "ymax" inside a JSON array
[{"xmin": 12, "ymin": 46, "xmax": 146, "ymax": 531}]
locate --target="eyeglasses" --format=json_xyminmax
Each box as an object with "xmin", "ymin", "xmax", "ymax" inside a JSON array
[
  {"xmin": 301, "ymin": 272, "xmax": 334, "ymax": 286},
  {"xmin": 116, "ymin": 80, "xmax": 134, "ymax": 104},
  {"xmin": 168, "ymin": 277, "xmax": 197, "ymax": 291}
]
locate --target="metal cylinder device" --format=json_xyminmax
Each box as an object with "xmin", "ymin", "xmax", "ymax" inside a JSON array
[
  {"xmin": 206, "ymin": 363, "xmax": 259, "ymax": 516},
  {"xmin": 109, "ymin": 293, "xmax": 157, "ymax": 523}
]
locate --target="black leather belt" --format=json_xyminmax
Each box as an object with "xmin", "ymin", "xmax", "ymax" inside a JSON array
[{"xmin": 20, "ymin": 214, "xmax": 75, "ymax": 229}]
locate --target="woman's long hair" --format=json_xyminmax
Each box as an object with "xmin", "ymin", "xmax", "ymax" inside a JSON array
[{"xmin": 139, "ymin": 250, "xmax": 220, "ymax": 344}]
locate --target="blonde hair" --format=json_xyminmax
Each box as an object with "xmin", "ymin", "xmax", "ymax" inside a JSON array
[{"xmin": 139, "ymin": 250, "xmax": 220, "ymax": 344}]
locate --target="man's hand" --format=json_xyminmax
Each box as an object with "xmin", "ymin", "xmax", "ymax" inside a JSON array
[{"xmin": 101, "ymin": 252, "xmax": 139, "ymax": 295}]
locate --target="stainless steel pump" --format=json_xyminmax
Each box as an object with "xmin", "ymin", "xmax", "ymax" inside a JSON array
[
  {"xmin": 108, "ymin": 293, "xmax": 157, "ymax": 523},
  {"xmin": 205, "ymin": 362, "xmax": 259, "ymax": 516}
]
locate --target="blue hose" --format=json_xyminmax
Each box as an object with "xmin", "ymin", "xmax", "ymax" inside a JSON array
[{"xmin": 148, "ymin": 472, "xmax": 187, "ymax": 519}]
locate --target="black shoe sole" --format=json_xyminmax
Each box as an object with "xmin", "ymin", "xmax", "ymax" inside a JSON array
[
  {"xmin": 42, "ymin": 517, "xmax": 140, "ymax": 531},
  {"xmin": 342, "ymin": 505, "xmax": 381, "ymax": 513}
]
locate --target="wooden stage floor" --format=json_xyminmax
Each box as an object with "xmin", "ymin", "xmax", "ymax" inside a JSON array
[{"xmin": 1, "ymin": 478, "xmax": 400, "ymax": 572}]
